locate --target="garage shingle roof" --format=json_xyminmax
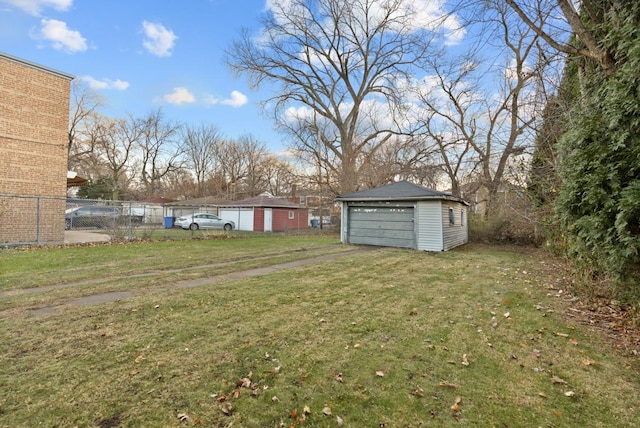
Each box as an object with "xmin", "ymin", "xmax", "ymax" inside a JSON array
[
  {"xmin": 219, "ymin": 194, "xmax": 302, "ymax": 208},
  {"xmin": 336, "ymin": 181, "xmax": 468, "ymax": 205}
]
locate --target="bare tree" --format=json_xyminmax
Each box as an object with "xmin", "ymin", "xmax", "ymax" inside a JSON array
[
  {"xmin": 213, "ymin": 135, "xmax": 268, "ymax": 198},
  {"xmin": 67, "ymin": 111, "xmax": 106, "ymax": 179},
  {"xmin": 67, "ymin": 80, "xmax": 106, "ymax": 169},
  {"xmin": 67, "ymin": 80, "xmax": 105, "ymax": 158},
  {"xmin": 504, "ymin": 0, "xmax": 616, "ymax": 75},
  {"xmin": 414, "ymin": 54, "xmax": 479, "ymax": 197},
  {"xmin": 182, "ymin": 124, "xmax": 224, "ymax": 197},
  {"xmin": 95, "ymin": 115, "xmax": 141, "ymax": 200},
  {"xmin": 227, "ymin": 0, "xmax": 457, "ymax": 193},
  {"xmin": 136, "ymin": 108, "xmax": 184, "ymax": 197},
  {"xmin": 357, "ymin": 135, "xmax": 442, "ymax": 189},
  {"xmin": 261, "ymin": 155, "xmax": 299, "ymax": 196},
  {"xmin": 414, "ymin": 1, "xmax": 555, "ymax": 214},
  {"xmin": 236, "ymin": 135, "xmax": 269, "ymax": 197}
]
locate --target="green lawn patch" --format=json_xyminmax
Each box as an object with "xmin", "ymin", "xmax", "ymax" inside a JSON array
[{"xmin": 0, "ymin": 239, "xmax": 638, "ymax": 427}]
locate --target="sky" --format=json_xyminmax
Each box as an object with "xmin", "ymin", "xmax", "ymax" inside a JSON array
[
  {"xmin": 0, "ymin": 0, "xmax": 288, "ymax": 152},
  {"xmin": 0, "ymin": 0, "xmax": 475, "ymax": 159}
]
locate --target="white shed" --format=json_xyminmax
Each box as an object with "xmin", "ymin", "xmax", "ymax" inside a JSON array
[{"xmin": 336, "ymin": 181, "xmax": 469, "ymax": 251}]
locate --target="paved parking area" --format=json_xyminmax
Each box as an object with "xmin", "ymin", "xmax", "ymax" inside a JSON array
[{"xmin": 64, "ymin": 231, "xmax": 111, "ymax": 244}]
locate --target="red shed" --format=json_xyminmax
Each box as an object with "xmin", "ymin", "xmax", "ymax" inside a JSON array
[{"xmin": 218, "ymin": 194, "xmax": 309, "ymax": 232}]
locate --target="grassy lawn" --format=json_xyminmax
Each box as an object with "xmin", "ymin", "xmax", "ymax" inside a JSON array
[{"xmin": 1, "ymin": 236, "xmax": 639, "ymax": 427}]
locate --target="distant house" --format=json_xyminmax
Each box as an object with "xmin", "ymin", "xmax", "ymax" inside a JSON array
[
  {"xmin": 218, "ymin": 194, "xmax": 309, "ymax": 232},
  {"xmin": 0, "ymin": 52, "xmax": 74, "ymax": 245},
  {"xmin": 336, "ymin": 181, "xmax": 469, "ymax": 251}
]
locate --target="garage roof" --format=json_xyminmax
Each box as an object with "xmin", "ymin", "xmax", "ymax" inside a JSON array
[
  {"xmin": 219, "ymin": 193, "xmax": 303, "ymax": 208},
  {"xmin": 336, "ymin": 181, "xmax": 469, "ymax": 205}
]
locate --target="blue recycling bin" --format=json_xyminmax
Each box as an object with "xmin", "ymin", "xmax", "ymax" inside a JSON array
[
  {"xmin": 164, "ymin": 216, "xmax": 174, "ymax": 229},
  {"xmin": 310, "ymin": 219, "xmax": 319, "ymax": 228}
]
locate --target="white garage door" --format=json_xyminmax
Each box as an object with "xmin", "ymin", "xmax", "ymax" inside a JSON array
[
  {"xmin": 347, "ymin": 206, "xmax": 415, "ymax": 249},
  {"xmin": 219, "ymin": 208, "xmax": 254, "ymax": 231}
]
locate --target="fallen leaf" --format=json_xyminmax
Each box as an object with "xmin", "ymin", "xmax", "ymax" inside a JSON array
[
  {"xmin": 583, "ymin": 359, "xmax": 597, "ymax": 366},
  {"xmin": 231, "ymin": 389, "xmax": 241, "ymax": 399},
  {"xmin": 135, "ymin": 355, "xmax": 145, "ymax": 363},
  {"xmin": 551, "ymin": 375, "xmax": 567, "ymax": 385},
  {"xmin": 272, "ymin": 396, "xmax": 280, "ymax": 403},
  {"xmin": 221, "ymin": 402, "xmax": 233, "ymax": 416},
  {"xmin": 461, "ymin": 354, "xmax": 469, "ymax": 366},
  {"xmin": 451, "ymin": 396, "xmax": 462, "ymax": 415},
  {"xmin": 322, "ymin": 406, "xmax": 332, "ymax": 416},
  {"xmin": 336, "ymin": 416, "xmax": 344, "ymax": 426},
  {"xmin": 569, "ymin": 338, "xmax": 579, "ymax": 345},
  {"xmin": 335, "ymin": 372, "xmax": 344, "ymax": 382},
  {"xmin": 289, "ymin": 408, "xmax": 298, "ymax": 419},
  {"xmin": 237, "ymin": 377, "xmax": 252, "ymax": 388},
  {"xmin": 412, "ymin": 386, "xmax": 425, "ymax": 397},
  {"xmin": 564, "ymin": 391, "xmax": 575, "ymax": 397},
  {"xmin": 303, "ymin": 405, "xmax": 311, "ymax": 414},
  {"xmin": 538, "ymin": 392, "xmax": 548, "ymax": 398},
  {"xmin": 376, "ymin": 371, "xmax": 385, "ymax": 377},
  {"xmin": 177, "ymin": 413, "xmax": 189, "ymax": 421},
  {"xmin": 438, "ymin": 381, "xmax": 457, "ymax": 388},
  {"xmin": 410, "ymin": 308, "xmax": 418, "ymax": 316},
  {"xmin": 129, "ymin": 369, "xmax": 139, "ymax": 376}
]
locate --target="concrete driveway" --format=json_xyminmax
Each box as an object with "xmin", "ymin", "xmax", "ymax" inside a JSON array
[{"xmin": 64, "ymin": 230, "xmax": 111, "ymax": 244}]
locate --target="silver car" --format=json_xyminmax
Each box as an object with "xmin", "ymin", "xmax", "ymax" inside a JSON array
[{"xmin": 174, "ymin": 213, "xmax": 235, "ymax": 231}]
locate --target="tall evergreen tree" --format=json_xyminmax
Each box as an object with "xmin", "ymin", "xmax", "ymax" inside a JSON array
[{"xmin": 555, "ymin": 3, "xmax": 640, "ymax": 285}]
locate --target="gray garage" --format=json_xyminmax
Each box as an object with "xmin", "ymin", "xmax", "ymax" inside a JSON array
[{"xmin": 336, "ymin": 181, "xmax": 469, "ymax": 251}]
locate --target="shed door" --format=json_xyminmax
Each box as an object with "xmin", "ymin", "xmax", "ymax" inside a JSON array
[
  {"xmin": 264, "ymin": 208, "xmax": 272, "ymax": 232},
  {"xmin": 347, "ymin": 206, "xmax": 415, "ymax": 249}
]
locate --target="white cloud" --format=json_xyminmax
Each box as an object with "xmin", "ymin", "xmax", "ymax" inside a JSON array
[
  {"xmin": 2, "ymin": 0, "xmax": 72, "ymax": 16},
  {"xmin": 142, "ymin": 21, "xmax": 177, "ymax": 57},
  {"xmin": 205, "ymin": 90, "xmax": 248, "ymax": 108},
  {"xmin": 78, "ymin": 75, "xmax": 129, "ymax": 91},
  {"xmin": 163, "ymin": 87, "xmax": 195, "ymax": 105},
  {"xmin": 36, "ymin": 18, "xmax": 86, "ymax": 53},
  {"xmin": 221, "ymin": 90, "xmax": 248, "ymax": 107},
  {"xmin": 504, "ymin": 58, "xmax": 533, "ymax": 81}
]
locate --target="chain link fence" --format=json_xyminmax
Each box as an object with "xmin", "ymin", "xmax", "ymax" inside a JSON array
[
  {"xmin": 0, "ymin": 194, "xmax": 177, "ymax": 247},
  {"xmin": 1, "ymin": 194, "xmax": 331, "ymax": 248}
]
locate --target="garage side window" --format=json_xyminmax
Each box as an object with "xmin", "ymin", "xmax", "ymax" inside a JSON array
[
  {"xmin": 288, "ymin": 210, "xmax": 295, "ymax": 219},
  {"xmin": 449, "ymin": 207, "xmax": 455, "ymax": 225}
]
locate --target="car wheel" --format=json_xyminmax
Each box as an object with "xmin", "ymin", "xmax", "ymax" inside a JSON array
[
  {"xmin": 224, "ymin": 223, "xmax": 232, "ymax": 231},
  {"xmin": 189, "ymin": 223, "xmax": 199, "ymax": 230}
]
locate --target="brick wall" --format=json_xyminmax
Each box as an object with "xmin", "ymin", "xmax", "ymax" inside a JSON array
[{"xmin": 0, "ymin": 53, "xmax": 73, "ymax": 245}]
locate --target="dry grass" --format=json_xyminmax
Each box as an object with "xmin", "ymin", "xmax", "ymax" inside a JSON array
[{"xmin": 0, "ymin": 238, "xmax": 639, "ymax": 427}]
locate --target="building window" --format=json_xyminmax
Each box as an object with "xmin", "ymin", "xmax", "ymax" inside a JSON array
[
  {"xmin": 449, "ymin": 207, "xmax": 455, "ymax": 225},
  {"xmin": 288, "ymin": 210, "xmax": 295, "ymax": 219}
]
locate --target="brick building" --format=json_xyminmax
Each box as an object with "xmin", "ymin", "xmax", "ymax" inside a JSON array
[{"xmin": 0, "ymin": 52, "xmax": 74, "ymax": 245}]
